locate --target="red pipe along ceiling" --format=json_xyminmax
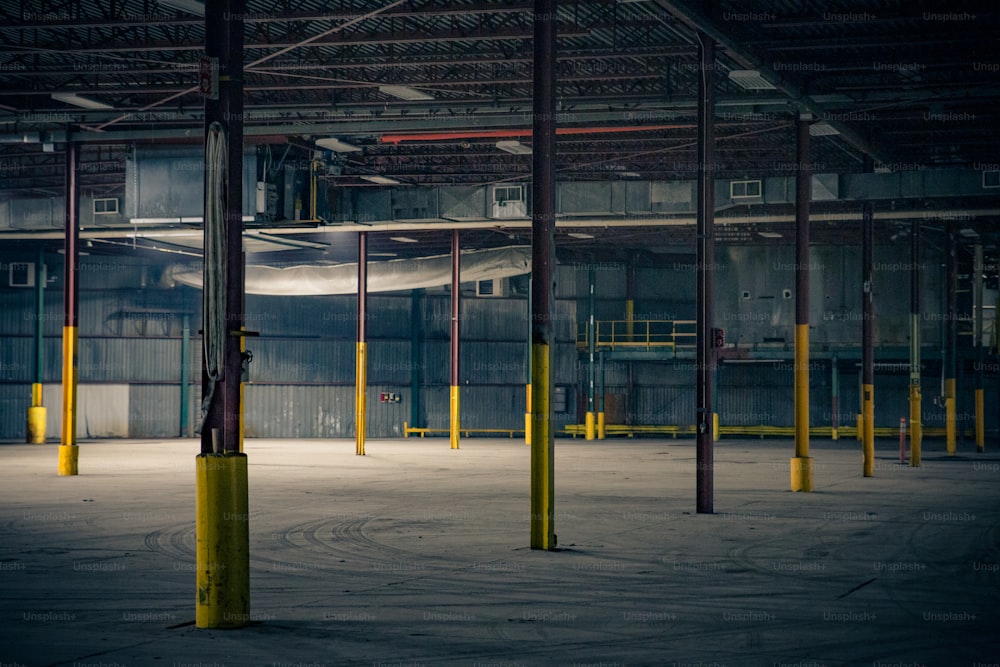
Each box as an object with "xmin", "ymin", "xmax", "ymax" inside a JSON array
[{"xmin": 379, "ymin": 124, "xmax": 695, "ymax": 144}]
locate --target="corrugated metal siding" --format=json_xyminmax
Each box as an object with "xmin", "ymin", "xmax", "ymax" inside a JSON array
[
  {"xmin": 129, "ymin": 384, "xmax": 180, "ymax": 437},
  {"xmin": 0, "ymin": 384, "xmax": 28, "ymax": 439},
  {"xmin": 244, "ymin": 384, "xmax": 355, "ymax": 438}
]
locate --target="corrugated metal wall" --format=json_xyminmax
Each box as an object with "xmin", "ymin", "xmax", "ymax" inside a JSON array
[{"xmin": 0, "ymin": 250, "xmax": 993, "ymax": 440}]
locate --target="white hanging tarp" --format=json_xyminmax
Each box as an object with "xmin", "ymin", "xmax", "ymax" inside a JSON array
[{"xmin": 166, "ymin": 245, "xmax": 531, "ymax": 295}]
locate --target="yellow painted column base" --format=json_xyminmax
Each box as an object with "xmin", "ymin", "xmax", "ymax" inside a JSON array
[
  {"xmin": 58, "ymin": 445, "xmax": 78, "ymax": 476},
  {"xmin": 524, "ymin": 383, "xmax": 531, "ymax": 446},
  {"xmin": 909, "ymin": 385, "xmax": 922, "ymax": 467},
  {"xmin": 862, "ymin": 385, "xmax": 875, "ymax": 477},
  {"xmin": 945, "ymin": 395, "xmax": 956, "ymax": 456},
  {"xmin": 27, "ymin": 406, "xmax": 47, "ymax": 444},
  {"xmin": 196, "ymin": 453, "xmax": 250, "ymax": 629},
  {"xmin": 530, "ymin": 342, "xmax": 555, "ymax": 551},
  {"xmin": 790, "ymin": 456, "xmax": 814, "ymax": 492},
  {"xmin": 831, "ymin": 427, "xmax": 839, "ymax": 441},
  {"xmin": 597, "ymin": 411, "xmax": 606, "ymax": 439},
  {"xmin": 584, "ymin": 411, "xmax": 595, "ymax": 440},
  {"xmin": 450, "ymin": 385, "xmax": 460, "ymax": 450},
  {"xmin": 712, "ymin": 413, "xmax": 719, "ymax": 442}
]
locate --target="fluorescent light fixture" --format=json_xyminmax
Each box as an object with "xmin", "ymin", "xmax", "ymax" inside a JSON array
[
  {"xmin": 728, "ymin": 70, "xmax": 776, "ymax": 90},
  {"xmin": 568, "ymin": 232, "xmax": 595, "ymax": 239},
  {"xmin": 360, "ymin": 175, "xmax": 401, "ymax": 185},
  {"xmin": 379, "ymin": 85, "xmax": 434, "ymax": 101},
  {"xmin": 390, "ymin": 236, "xmax": 419, "ymax": 243},
  {"xmin": 809, "ymin": 122, "xmax": 839, "ymax": 136},
  {"xmin": 618, "ymin": 171, "xmax": 641, "ymax": 178},
  {"xmin": 51, "ymin": 92, "xmax": 114, "ymax": 110},
  {"xmin": 316, "ymin": 137, "xmax": 362, "ymax": 152},
  {"xmin": 757, "ymin": 231, "xmax": 783, "ymax": 238},
  {"xmin": 959, "ymin": 228, "xmax": 979, "ymax": 238},
  {"xmin": 496, "ymin": 140, "xmax": 532, "ymax": 155},
  {"xmin": 159, "ymin": 0, "xmax": 205, "ymax": 15}
]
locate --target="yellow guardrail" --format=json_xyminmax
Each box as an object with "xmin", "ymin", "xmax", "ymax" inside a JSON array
[
  {"xmin": 577, "ymin": 319, "xmax": 697, "ymax": 351},
  {"xmin": 565, "ymin": 424, "xmax": 966, "ymax": 439},
  {"xmin": 403, "ymin": 422, "xmax": 524, "ymax": 438}
]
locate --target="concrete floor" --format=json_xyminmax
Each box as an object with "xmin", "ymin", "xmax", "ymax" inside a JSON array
[{"xmin": 1, "ymin": 436, "xmax": 998, "ymax": 667}]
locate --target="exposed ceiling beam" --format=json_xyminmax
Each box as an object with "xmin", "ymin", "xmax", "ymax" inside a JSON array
[{"xmin": 650, "ymin": 0, "xmax": 894, "ymax": 166}]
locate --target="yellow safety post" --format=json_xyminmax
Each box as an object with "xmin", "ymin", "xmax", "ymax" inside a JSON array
[
  {"xmin": 597, "ymin": 410, "xmax": 606, "ymax": 440},
  {"xmin": 530, "ymin": 342, "xmax": 554, "ymax": 550},
  {"xmin": 450, "ymin": 385, "xmax": 460, "ymax": 450},
  {"xmin": 862, "ymin": 384, "xmax": 874, "ymax": 477},
  {"xmin": 27, "ymin": 383, "xmax": 46, "ymax": 444},
  {"xmin": 524, "ymin": 383, "xmax": 531, "ymax": 446},
  {"xmin": 58, "ymin": 325, "xmax": 79, "ymax": 476},
  {"xmin": 790, "ymin": 323, "xmax": 814, "ymax": 491},
  {"xmin": 585, "ymin": 411, "xmax": 596, "ymax": 440},
  {"xmin": 945, "ymin": 378, "xmax": 956, "ymax": 456},
  {"xmin": 857, "ymin": 413, "xmax": 863, "ymax": 441},
  {"xmin": 356, "ymin": 342, "xmax": 366, "ymax": 456},
  {"xmin": 909, "ymin": 385, "xmax": 922, "ymax": 467},
  {"xmin": 195, "ymin": 453, "xmax": 249, "ymax": 629},
  {"xmin": 712, "ymin": 413, "xmax": 719, "ymax": 442}
]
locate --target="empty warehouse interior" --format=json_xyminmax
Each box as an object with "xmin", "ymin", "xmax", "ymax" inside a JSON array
[{"xmin": 1, "ymin": 1, "xmax": 1000, "ymax": 665}]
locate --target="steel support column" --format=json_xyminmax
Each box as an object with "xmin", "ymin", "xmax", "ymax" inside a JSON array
[
  {"xmin": 450, "ymin": 229, "xmax": 461, "ymax": 450},
  {"xmin": 181, "ymin": 314, "xmax": 190, "ymax": 437},
  {"xmin": 597, "ymin": 350, "xmax": 606, "ymax": 439},
  {"xmin": 530, "ymin": 0, "xmax": 557, "ymax": 550},
  {"xmin": 862, "ymin": 203, "xmax": 875, "ymax": 477},
  {"xmin": 356, "ymin": 232, "xmax": 368, "ymax": 456},
  {"xmin": 525, "ymin": 277, "xmax": 532, "ymax": 446},
  {"xmin": 791, "ymin": 116, "xmax": 814, "ymax": 491},
  {"xmin": 195, "ymin": 0, "xmax": 248, "ymax": 630},
  {"xmin": 831, "ymin": 354, "xmax": 840, "ymax": 441},
  {"xmin": 585, "ymin": 264, "xmax": 596, "ymax": 440},
  {"xmin": 974, "ymin": 242, "xmax": 984, "ymax": 452},
  {"xmin": 58, "ymin": 140, "xmax": 79, "ymax": 476},
  {"xmin": 695, "ymin": 32, "xmax": 715, "ymax": 513},
  {"xmin": 411, "ymin": 289, "xmax": 422, "ymax": 431},
  {"xmin": 945, "ymin": 222, "xmax": 957, "ymax": 455},
  {"xmin": 27, "ymin": 247, "xmax": 46, "ymax": 444},
  {"xmin": 909, "ymin": 220, "xmax": 922, "ymax": 466}
]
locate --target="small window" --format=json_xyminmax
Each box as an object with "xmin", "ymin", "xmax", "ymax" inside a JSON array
[
  {"xmin": 493, "ymin": 185, "xmax": 523, "ymax": 204},
  {"xmin": 93, "ymin": 197, "xmax": 119, "ymax": 215},
  {"xmin": 730, "ymin": 179, "xmax": 762, "ymax": 199}
]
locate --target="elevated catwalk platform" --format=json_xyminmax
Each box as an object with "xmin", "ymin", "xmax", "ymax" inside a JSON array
[{"xmin": 1, "ymin": 437, "xmax": 998, "ymax": 666}]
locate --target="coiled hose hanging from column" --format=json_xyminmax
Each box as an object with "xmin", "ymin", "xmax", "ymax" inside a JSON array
[{"xmin": 198, "ymin": 122, "xmax": 227, "ymax": 435}]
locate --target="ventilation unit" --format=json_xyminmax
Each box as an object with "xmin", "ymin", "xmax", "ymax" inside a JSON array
[
  {"xmin": 476, "ymin": 278, "xmax": 508, "ymax": 297},
  {"xmin": 490, "ymin": 185, "xmax": 527, "ymax": 219}
]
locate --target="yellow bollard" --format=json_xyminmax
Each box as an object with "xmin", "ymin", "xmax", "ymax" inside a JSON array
[
  {"xmin": 195, "ymin": 453, "xmax": 250, "ymax": 629},
  {"xmin": 945, "ymin": 378, "xmax": 956, "ymax": 456},
  {"xmin": 712, "ymin": 413, "xmax": 719, "ymax": 442},
  {"xmin": 597, "ymin": 411, "xmax": 606, "ymax": 440},
  {"xmin": 584, "ymin": 412, "xmax": 596, "ymax": 440}
]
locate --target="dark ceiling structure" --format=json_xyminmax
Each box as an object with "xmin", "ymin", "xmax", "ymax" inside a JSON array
[{"xmin": 1, "ymin": 0, "xmax": 999, "ymax": 262}]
